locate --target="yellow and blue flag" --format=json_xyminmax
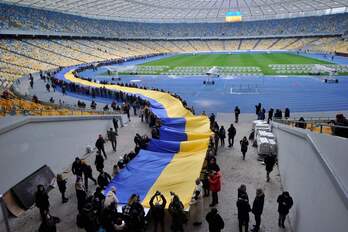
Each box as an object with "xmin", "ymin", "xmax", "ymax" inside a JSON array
[
  {"xmin": 57, "ymin": 65, "xmax": 212, "ymax": 208},
  {"xmin": 225, "ymin": 11, "xmax": 242, "ymax": 22}
]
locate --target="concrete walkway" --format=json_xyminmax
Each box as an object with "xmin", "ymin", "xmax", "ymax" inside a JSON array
[{"xmin": 6, "ymin": 113, "xmax": 290, "ymax": 232}]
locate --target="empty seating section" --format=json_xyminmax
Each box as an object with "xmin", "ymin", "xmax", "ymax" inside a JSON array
[
  {"xmin": 240, "ymin": 39, "xmax": 259, "ymax": 50},
  {"xmin": 224, "ymin": 40, "xmax": 241, "ymax": 50},
  {"xmin": 1, "ymin": 37, "xmax": 348, "ymax": 84}
]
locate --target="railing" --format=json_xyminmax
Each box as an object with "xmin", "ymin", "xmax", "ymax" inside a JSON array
[{"xmin": 273, "ymin": 117, "xmax": 348, "ymax": 138}]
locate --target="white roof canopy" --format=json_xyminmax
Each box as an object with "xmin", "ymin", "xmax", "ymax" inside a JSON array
[{"xmin": 2, "ymin": 0, "xmax": 348, "ymax": 22}]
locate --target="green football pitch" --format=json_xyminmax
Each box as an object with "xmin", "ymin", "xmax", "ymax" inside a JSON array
[{"xmin": 141, "ymin": 53, "xmax": 331, "ymax": 75}]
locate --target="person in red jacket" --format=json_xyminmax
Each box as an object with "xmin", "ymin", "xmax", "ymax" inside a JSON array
[{"xmin": 208, "ymin": 170, "xmax": 222, "ymax": 207}]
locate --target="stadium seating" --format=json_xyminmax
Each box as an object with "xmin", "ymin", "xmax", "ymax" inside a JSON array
[
  {"xmin": 1, "ymin": 36, "xmax": 348, "ymax": 84},
  {"xmin": 1, "ymin": 3, "xmax": 347, "ymax": 38}
]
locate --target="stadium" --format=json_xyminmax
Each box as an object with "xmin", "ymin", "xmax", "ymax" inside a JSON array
[{"xmin": 0, "ymin": 0, "xmax": 348, "ymax": 232}]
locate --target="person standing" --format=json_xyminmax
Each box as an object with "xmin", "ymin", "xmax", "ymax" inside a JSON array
[
  {"xmin": 264, "ymin": 154, "xmax": 276, "ymax": 182},
  {"xmin": 35, "ymin": 185, "xmax": 50, "ymax": 221},
  {"xmin": 208, "ymin": 170, "xmax": 222, "ymax": 207},
  {"xmin": 97, "ymin": 170, "xmax": 112, "ymax": 189},
  {"xmin": 234, "ymin": 106, "xmax": 240, "ymax": 123},
  {"xmin": 219, "ymin": 126, "xmax": 226, "ymax": 147},
  {"xmin": 75, "ymin": 176, "xmax": 87, "ymax": 212},
  {"xmin": 284, "ymin": 108, "xmax": 290, "ymax": 119},
  {"xmin": 72, "ymin": 157, "xmax": 83, "ymax": 177},
  {"xmin": 95, "ymin": 151, "xmax": 104, "ymax": 172},
  {"xmin": 82, "ymin": 162, "xmax": 97, "ymax": 191},
  {"xmin": 277, "ymin": 191, "xmax": 293, "ymax": 228},
  {"xmin": 240, "ymin": 136, "xmax": 249, "ymax": 160},
  {"xmin": 95, "ymin": 134, "xmax": 107, "ymax": 159},
  {"xmin": 168, "ymin": 193, "xmax": 186, "ymax": 232},
  {"xmin": 205, "ymin": 208, "xmax": 224, "ymax": 232},
  {"xmin": 112, "ymin": 117, "xmax": 119, "ymax": 133},
  {"xmin": 107, "ymin": 128, "xmax": 117, "ymax": 152},
  {"xmin": 268, "ymin": 108, "xmax": 274, "ymax": 123},
  {"xmin": 228, "ymin": 123, "xmax": 236, "ymax": 147},
  {"xmin": 237, "ymin": 193, "xmax": 251, "ymax": 232},
  {"xmin": 190, "ymin": 179, "xmax": 203, "ymax": 226},
  {"xmin": 56, "ymin": 174, "xmax": 68, "ymax": 203},
  {"xmin": 149, "ymin": 191, "xmax": 167, "ymax": 232},
  {"xmin": 251, "ymin": 189, "xmax": 265, "ymax": 232}
]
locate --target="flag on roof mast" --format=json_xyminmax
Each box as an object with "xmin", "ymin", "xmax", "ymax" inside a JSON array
[{"xmin": 225, "ymin": 11, "xmax": 242, "ymax": 22}]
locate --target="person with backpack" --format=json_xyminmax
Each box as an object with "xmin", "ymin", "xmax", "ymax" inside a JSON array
[
  {"xmin": 240, "ymin": 136, "xmax": 249, "ymax": 160},
  {"xmin": 205, "ymin": 208, "xmax": 224, "ymax": 232},
  {"xmin": 227, "ymin": 123, "xmax": 236, "ymax": 147},
  {"xmin": 168, "ymin": 193, "xmax": 186, "ymax": 232},
  {"xmin": 149, "ymin": 191, "xmax": 167, "ymax": 232},
  {"xmin": 72, "ymin": 157, "xmax": 83, "ymax": 177}
]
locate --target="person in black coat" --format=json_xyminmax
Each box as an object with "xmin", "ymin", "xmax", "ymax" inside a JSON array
[
  {"xmin": 234, "ymin": 106, "xmax": 240, "ymax": 123},
  {"xmin": 56, "ymin": 174, "xmax": 68, "ymax": 203},
  {"xmin": 284, "ymin": 108, "xmax": 290, "ymax": 119},
  {"xmin": 38, "ymin": 210, "xmax": 58, "ymax": 232},
  {"xmin": 240, "ymin": 136, "xmax": 249, "ymax": 160},
  {"xmin": 107, "ymin": 128, "xmax": 117, "ymax": 152},
  {"xmin": 277, "ymin": 191, "xmax": 293, "ymax": 228},
  {"xmin": 219, "ymin": 126, "xmax": 226, "ymax": 147},
  {"xmin": 237, "ymin": 193, "xmax": 251, "ymax": 232},
  {"xmin": 72, "ymin": 157, "xmax": 83, "ymax": 177},
  {"xmin": 82, "ymin": 162, "xmax": 97, "ymax": 191},
  {"xmin": 227, "ymin": 123, "xmax": 236, "ymax": 147},
  {"xmin": 267, "ymin": 108, "xmax": 274, "ymax": 123},
  {"xmin": 264, "ymin": 154, "xmax": 276, "ymax": 182},
  {"xmin": 95, "ymin": 151, "xmax": 104, "ymax": 172},
  {"xmin": 97, "ymin": 170, "xmax": 112, "ymax": 189},
  {"xmin": 206, "ymin": 208, "xmax": 224, "ymax": 232},
  {"xmin": 112, "ymin": 117, "xmax": 119, "ymax": 133},
  {"xmin": 149, "ymin": 191, "xmax": 167, "ymax": 232},
  {"xmin": 35, "ymin": 185, "xmax": 50, "ymax": 221},
  {"xmin": 251, "ymin": 189, "xmax": 265, "ymax": 232},
  {"xmin": 95, "ymin": 134, "xmax": 107, "ymax": 159}
]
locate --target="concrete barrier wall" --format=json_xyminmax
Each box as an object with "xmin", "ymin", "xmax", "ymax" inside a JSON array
[
  {"xmin": 272, "ymin": 123, "xmax": 348, "ymax": 232},
  {"xmin": 0, "ymin": 115, "xmax": 125, "ymax": 194}
]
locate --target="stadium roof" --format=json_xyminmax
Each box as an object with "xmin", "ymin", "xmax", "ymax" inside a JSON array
[{"xmin": 3, "ymin": 0, "xmax": 348, "ymax": 22}]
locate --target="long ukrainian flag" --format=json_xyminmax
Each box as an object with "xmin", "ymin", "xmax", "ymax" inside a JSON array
[
  {"xmin": 56, "ymin": 65, "xmax": 212, "ymax": 208},
  {"xmin": 225, "ymin": 11, "xmax": 242, "ymax": 22}
]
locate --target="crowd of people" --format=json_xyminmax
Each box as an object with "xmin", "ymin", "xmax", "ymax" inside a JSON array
[{"xmin": 28, "ymin": 62, "xmax": 299, "ymax": 232}]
